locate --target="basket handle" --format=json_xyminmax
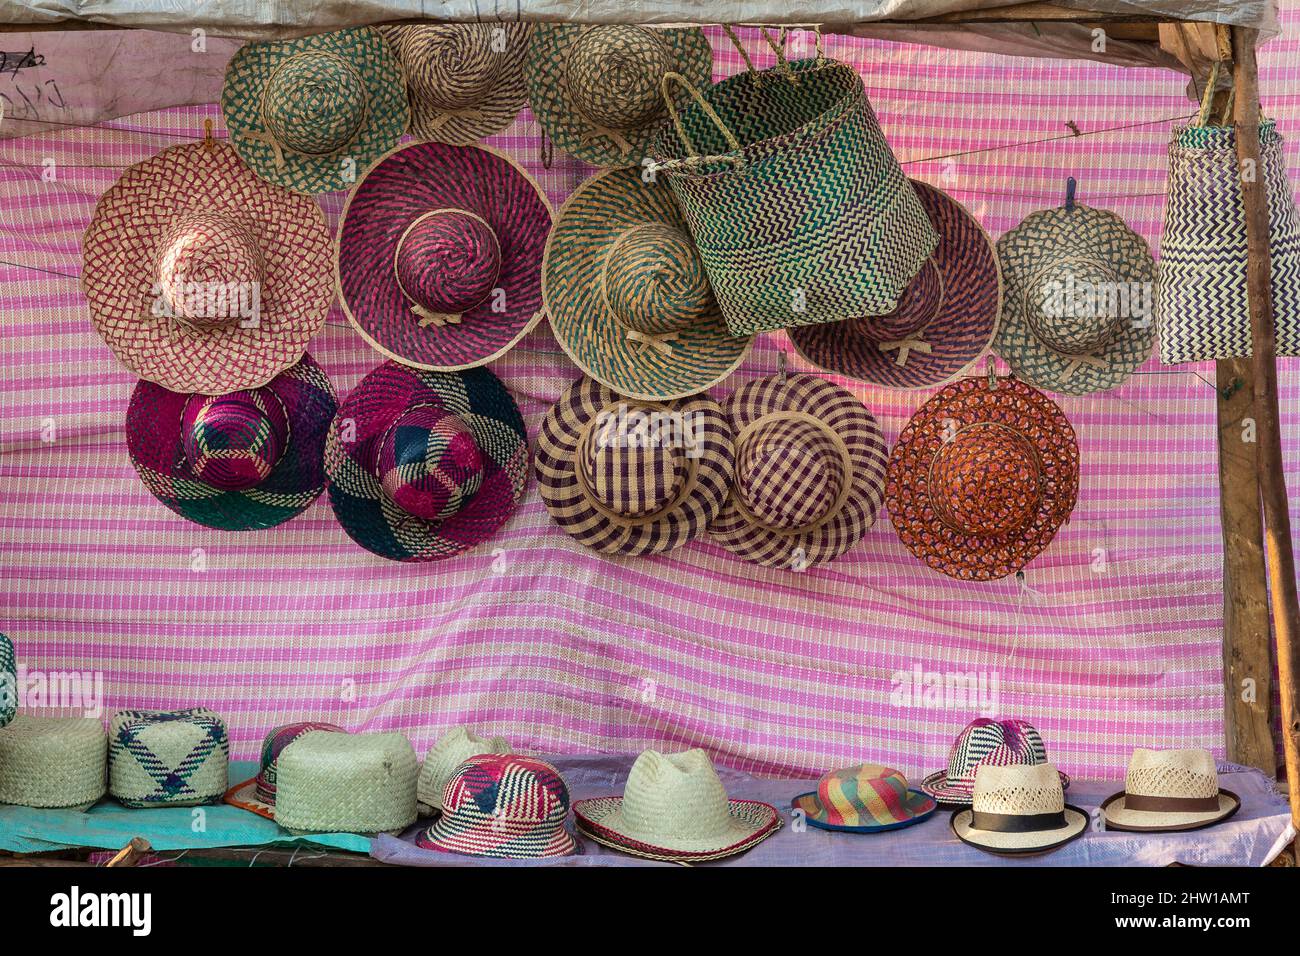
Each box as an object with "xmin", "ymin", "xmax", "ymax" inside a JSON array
[
  {"xmin": 722, "ymin": 24, "xmax": 803, "ymax": 85},
  {"xmin": 660, "ymin": 71, "xmax": 742, "ymax": 161},
  {"xmin": 1195, "ymin": 58, "xmax": 1221, "ymax": 127}
]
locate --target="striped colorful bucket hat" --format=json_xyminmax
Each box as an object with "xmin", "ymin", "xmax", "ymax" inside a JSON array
[
  {"xmin": 221, "ymin": 27, "xmax": 408, "ymax": 195},
  {"xmin": 82, "ymin": 141, "xmax": 334, "ymax": 395},
  {"xmin": 126, "ymin": 354, "xmax": 337, "ymax": 531},
  {"xmin": 921, "ymin": 717, "xmax": 1069, "ymax": 806},
  {"xmin": 708, "ymin": 373, "xmax": 889, "ymax": 570},
  {"xmin": 792, "ymin": 764, "xmax": 937, "ymax": 833},
  {"xmin": 337, "ymin": 141, "xmax": 552, "ymax": 371},
  {"xmin": 790, "ymin": 180, "xmax": 1000, "ymax": 390},
  {"xmin": 324, "ymin": 361, "xmax": 529, "ymax": 562},
  {"xmin": 225, "ymin": 721, "xmax": 346, "ymax": 819},
  {"xmin": 526, "ymin": 24, "xmax": 713, "ymax": 167},
  {"xmin": 417, "ymin": 753, "xmax": 577, "ymax": 858},
  {"xmin": 534, "ymin": 376, "xmax": 735, "ymax": 557},
  {"xmin": 417, "ymin": 726, "xmax": 511, "ymax": 813}
]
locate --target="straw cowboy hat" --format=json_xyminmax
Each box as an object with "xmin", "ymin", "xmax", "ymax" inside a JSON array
[
  {"xmin": 790, "ymin": 180, "xmax": 1001, "ymax": 390},
  {"xmin": 543, "ymin": 167, "xmax": 752, "ymax": 401},
  {"xmin": 126, "ymin": 355, "xmax": 337, "ymax": 532},
  {"xmin": 792, "ymin": 764, "xmax": 937, "ymax": 833},
  {"xmin": 108, "ymin": 708, "xmax": 229, "ymax": 808},
  {"xmin": 708, "ymin": 373, "xmax": 889, "ymax": 570},
  {"xmin": 377, "ymin": 23, "xmax": 532, "ymax": 144},
  {"xmin": 995, "ymin": 201, "xmax": 1156, "ymax": 395},
  {"xmin": 534, "ymin": 376, "xmax": 735, "ymax": 557},
  {"xmin": 525, "ymin": 24, "xmax": 713, "ymax": 167},
  {"xmin": 417, "ymin": 726, "xmax": 511, "ymax": 812},
  {"xmin": 885, "ymin": 375, "xmax": 1079, "ymax": 581},
  {"xmin": 274, "ymin": 731, "xmax": 419, "ymax": 834},
  {"xmin": 225, "ymin": 721, "xmax": 345, "ymax": 819},
  {"xmin": 951, "ymin": 762, "xmax": 1088, "ymax": 855},
  {"xmin": 922, "ymin": 717, "xmax": 1069, "ymax": 806},
  {"xmin": 1101, "ymin": 748, "xmax": 1240, "ymax": 833},
  {"xmin": 0, "ymin": 716, "xmax": 107, "ymax": 810},
  {"xmin": 573, "ymin": 748, "xmax": 781, "ymax": 862},
  {"xmin": 82, "ymin": 141, "xmax": 334, "ymax": 395},
  {"xmin": 221, "ymin": 27, "xmax": 408, "ymax": 195},
  {"xmin": 324, "ymin": 362, "xmax": 530, "ymax": 563},
  {"xmin": 337, "ymin": 141, "xmax": 552, "ymax": 371}
]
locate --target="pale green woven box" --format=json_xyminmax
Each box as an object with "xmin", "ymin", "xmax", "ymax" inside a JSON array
[
  {"xmin": 0, "ymin": 715, "xmax": 107, "ymax": 809},
  {"xmin": 108, "ymin": 708, "xmax": 229, "ymax": 808},
  {"xmin": 275, "ymin": 731, "xmax": 418, "ymax": 834}
]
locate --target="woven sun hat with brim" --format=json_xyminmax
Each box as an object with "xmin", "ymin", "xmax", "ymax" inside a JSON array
[
  {"xmin": 376, "ymin": 22, "xmax": 532, "ymax": 144},
  {"xmin": 221, "ymin": 27, "xmax": 408, "ymax": 195},
  {"xmin": 951, "ymin": 762, "xmax": 1088, "ymax": 856},
  {"xmin": 126, "ymin": 354, "xmax": 337, "ymax": 532},
  {"xmin": 792, "ymin": 764, "xmax": 937, "ymax": 834},
  {"xmin": 417, "ymin": 726, "xmax": 511, "ymax": 813},
  {"xmin": 995, "ymin": 200, "xmax": 1156, "ymax": 396},
  {"xmin": 790, "ymin": 180, "xmax": 1000, "ymax": 390},
  {"xmin": 544, "ymin": 167, "xmax": 752, "ymax": 401},
  {"xmin": 526, "ymin": 24, "xmax": 713, "ymax": 168},
  {"xmin": 417, "ymin": 753, "xmax": 577, "ymax": 859},
  {"xmin": 707, "ymin": 373, "xmax": 889, "ymax": 570},
  {"xmin": 886, "ymin": 375, "xmax": 1079, "ymax": 582},
  {"xmin": 534, "ymin": 375, "xmax": 735, "ymax": 557},
  {"xmin": 921, "ymin": 717, "xmax": 1070, "ymax": 807},
  {"xmin": 336, "ymin": 141, "xmax": 552, "ymax": 371},
  {"xmin": 573, "ymin": 748, "xmax": 781, "ymax": 863},
  {"xmin": 82, "ymin": 140, "xmax": 334, "ymax": 395},
  {"xmin": 274, "ymin": 731, "xmax": 418, "ymax": 834},
  {"xmin": 1101, "ymin": 748, "xmax": 1241, "ymax": 833},
  {"xmin": 224, "ymin": 721, "xmax": 346, "ymax": 819},
  {"xmin": 108, "ymin": 708, "xmax": 229, "ymax": 808},
  {"xmin": 324, "ymin": 361, "xmax": 529, "ymax": 563},
  {"xmin": 0, "ymin": 716, "xmax": 107, "ymax": 810},
  {"xmin": 0, "ymin": 634, "xmax": 14, "ymax": 728}
]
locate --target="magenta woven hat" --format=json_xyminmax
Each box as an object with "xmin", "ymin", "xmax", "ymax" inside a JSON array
[
  {"xmin": 921, "ymin": 717, "xmax": 1070, "ymax": 806},
  {"xmin": 337, "ymin": 141, "xmax": 553, "ymax": 371}
]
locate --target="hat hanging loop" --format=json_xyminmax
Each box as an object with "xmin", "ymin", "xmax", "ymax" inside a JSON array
[
  {"xmin": 986, "ymin": 354, "xmax": 998, "ymax": 389},
  {"xmin": 1064, "ymin": 176, "xmax": 1076, "ymax": 212},
  {"xmin": 203, "ymin": 118, "xmax": 215, "ymax": 152}
]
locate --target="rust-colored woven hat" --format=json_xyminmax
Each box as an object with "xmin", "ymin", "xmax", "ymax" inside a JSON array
[
  {"xmin": 708, "ymin": 373, "xmax": 889, "ymax": 570},
  {"xmin": 885, "ymin": 376, "xmax": 1079, "ymax": 581},
  {"xmin": 82, "ymin": 141, "xmax": 334, "ymax": 395}
]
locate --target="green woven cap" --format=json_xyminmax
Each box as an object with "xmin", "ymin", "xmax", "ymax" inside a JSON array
[
  {"xmin": 0, "ymin": 634, "xmax": 14, "ymax": 728},
  {"xmin": 0, "ymin": 716, "xmax": 107, "ymax": 809},
  {"xmin": 995, "ymin": 203, "xmax": 1155, "ymax": 396},
  {"xmin": 222, "ymin": 27, "xmax": 409, "ymax": 194},
  {"xmin": 109, "ymin": 708, "xmax": 229, "ymax": 808},
  {"xmin": 275, "ymin": 731, "xmax": 418, "ymax": 834}
]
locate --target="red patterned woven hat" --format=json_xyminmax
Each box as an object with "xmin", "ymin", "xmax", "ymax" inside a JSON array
[
  {"xmin": 336, "ymin": 142, "xmax": 552, "ymax": 371},
  {"xmin": 885, "ymin": 376, "xmax": 1079, "ymax": 581},
  {"xmin": 82, "ymin": 141, "xmax": 334, "ymax": 395}
]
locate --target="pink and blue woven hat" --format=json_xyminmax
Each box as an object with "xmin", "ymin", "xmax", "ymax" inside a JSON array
[
  {"xmin": 921, "ymin": 717, "xmax": 1070, "ymax": 806},
  {"xmin": 792, "ymin": 764, "xmax": 937, "ymax": 833}
]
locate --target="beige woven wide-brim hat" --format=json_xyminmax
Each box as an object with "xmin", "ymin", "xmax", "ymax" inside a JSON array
[
  {"xmin": 417, "ymin": 726, "xmax": 511, "ymax": 812},
  {"xmin": 1101, "ymin": 748, "xmax": 1240, "ymax": 833},
  {"xmin": 950, "ymin": 762, "xmax": 1088, "ymax": 855}
]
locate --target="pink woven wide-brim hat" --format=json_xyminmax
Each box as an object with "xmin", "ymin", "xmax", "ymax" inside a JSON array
[
  {"xmin": 82, "ymin": 141, "xmax": 334, "ymax": 395},
  {"xmin": 336, "ymin": 141, "xmax": 553, "ymax": 371}
]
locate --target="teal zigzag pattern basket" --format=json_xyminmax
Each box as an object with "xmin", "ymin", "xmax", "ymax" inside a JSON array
[{"xmin": 0, "ymin": 634, "xmax": 14, "ymax": 728}]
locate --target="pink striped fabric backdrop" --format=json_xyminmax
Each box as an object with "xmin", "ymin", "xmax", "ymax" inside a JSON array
[{"xmin": 1, "ymin": 17, "xmax": 1298, "ymax": 782}]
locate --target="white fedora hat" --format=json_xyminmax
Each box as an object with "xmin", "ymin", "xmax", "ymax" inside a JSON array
[
  {"xmin": 951, "ymin": 762, "xmax": 1088, "ymax": 855},
  {"xmin": 1101, "ymin": 748, "xmax": 1240, "ymax": 833}
]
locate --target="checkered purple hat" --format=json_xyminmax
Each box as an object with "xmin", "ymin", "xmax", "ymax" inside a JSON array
[{"xmin": 921, "ymin": 717, "xmax": 1070, "ymax": 805}]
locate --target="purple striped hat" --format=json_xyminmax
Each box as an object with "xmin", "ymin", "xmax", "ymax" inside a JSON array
[
  {"xmin": 921, "ymin": 717, "xmax": 1069, "ymax": 806},
  {"xmin": 336, "ymin": 142, "xmax": 553, "ymax": 371}
]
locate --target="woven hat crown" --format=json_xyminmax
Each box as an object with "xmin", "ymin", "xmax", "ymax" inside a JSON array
[
  {"xmin": 858, "ymin": 259, "xmax": 945, "ymax": 343},
  {"xmin": 376, "ymin": 404, "xmax": 485, "ymax": 522},
  {"xmin": 263, "ymin": 50, "xmax": 368, "ymax": 156},
  {"xmin": 601, "ymin": 222, "xmax": 713, "ymax": 337},
  {"xmin": 255, "ymin": 721, "xmax": 344, "ymax": 804},
  {"xmin": 417, "ymin": 727, "xmax": 511, "ymax": 809},
  {"xmin": 1025, "ymin": 258, "xmax": 1125, "ymax": 356},
  {"xmin": 818, "ymin": 764, "xmax": 909, "ymax": 820},
  {"xmin": 579, "ymin": 403, "xmax": 694, "ymax": 520},
  {"xmin": 181, "ymin": 390, "xmax": 289, "ymax": 492},
  {"xmin": 399, "ymin": 24, "xmax": 506, "ymax": 110},
  {"xmin": 396, "ymin": 209, "xmax": 503, "ymax": 322},
  {"xmin": 565, "ymin": 25, "xmax": 672, "ymax": 131},
  {"xmin": 1124, "ymin": 748, "xmax": 1219, "ymax": 799},
  {"xmin": 971, "ymin": 762, "xmax": 1064, "ymax": 815},
  {"xmin": 619, "ymin": 748, "xmax": 736, "ymax": 843},
  {"xmin": 945, "ymin": 718, "xmax": 1049, "ymax": 783},
  {"xmin": 155, "ymin": 212, "xmax": 263, "ymax": 330},
  {"xmin": 441, "ymin": 753, "xmax": 571, "ymax": 826},
  {"xmin": 930, "ymin": 423, "xmax": 1044, "ymax": 538},
  {"xmin": 734, "ymin": 413, "xmax": 852, "ymax": 533}
]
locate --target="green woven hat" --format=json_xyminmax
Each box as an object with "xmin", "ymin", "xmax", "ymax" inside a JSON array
[
  {"xmin": 275, "ymin": 731, "xmax": 418, "ymax": 834},
  {"xmin": 0, "ymin": 716, "xmax": 107, "ymax": 810},
  {"xmin": 526, "ymin": 24, "xmax": 713, "ymax": 167},
  {"xmin": 222, "ymin": 27, "xmax": 409, "ymax": 194},
  {"xmin": 0, "ymin": 634, "xmax": 14, "ymax": 728},
  {"xmin": 109, "ymin": 708, "xmax": 229, "ymax": 808}
]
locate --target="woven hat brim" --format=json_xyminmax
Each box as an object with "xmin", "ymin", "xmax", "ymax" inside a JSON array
[
  {"xmin": 336, "ymin": 142, "xmax": 552, "ymax": 371},
  {"xmin": 1100, "ymin": 789, "xmax": 1240, "ymax": 832},
  {"xmin": 221, "ymin": 27, "xmax": 409, "ymax": 195},
  {"xmin": 525, "ymin": 25, "xmax": 714, "ymax": 167},
  {"xmin": 573, "ymin": 796, "xmax": 781, "ymax": 861},
  {"xmin": 951, "ymin": 804, "xmax": 1088, "ymax": 854},
  {"xmin": 81, "ymin": 142, "xmax": 334, "ymax": 395},
  {"xmin": 708, "ymin": 374, "xmax": 888, "ymax": 569},
  {"xmin": 920, "ymin": 766, "xmax": 1072, "ymax": 806},
  {"xmin": 792, "ymin": 787, "xmax": 937, "ymax": 832},
  {"xmin": 995, "ymin": 205, "xmax": 1156, "ymax": 395},
  {"xmin": 789, "ymin": 180, "xmax": 1001, "ymax": 390},
  {"xmin": 125, "ymin": 354, "xmax": 336, "ymax": 531},
  {"xmin": 224, "ymin": 778, "xmax": 275, "ymax": 820},
  {"xmin": 324, "ymin": 362, "xmax": 529, "ymax": 562},
  {"xmin": 534, "ymin": 376, "xmax": 735, "ymax": 557},
  {"xmin": 416, "ymin": 820, "xmax": 578, "ymax": 858}
]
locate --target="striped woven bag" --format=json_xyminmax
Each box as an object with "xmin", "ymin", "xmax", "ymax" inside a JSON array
[
  {"xmin": 651, "ymin": 27, "xmax": 937, "ymax": 337},
  {"xmin": 0, "ymin": 634, "xmax": 14, "ymax": 728}
]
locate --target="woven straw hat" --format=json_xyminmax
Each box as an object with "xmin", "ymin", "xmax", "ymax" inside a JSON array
[
  {"xmin": 791, "ymin": 181, "xmax": 1000, "ymax": 390},
  {"xmin": 544, "ymin": 167, "xmax": 751, "ymax": 401},
  {"xmin": 221, "ymin": 27, "xmax": 408, "ymax": 195},
  {"xmin": 126, "ymin": 354, "xmax": 336, "ymax": 532},
  {"xmin": 336, "ymin": 141, "xmax": 552, "ymax": 371},
  {"xmin": 108, "ymin": 708, "xmax": 229, "ymax": 808},
  {"xmin": 274, "ymin": 731, "xmax": 418, "ymax": 834},
  {"xmin": 324, "ymin": 362, "xmax": 529, "ymax": 563},
  {"xmin": 377, "ymin": 23, "xmax": 532, "ymax": 144},
  {"xmin": 951, "ymin": 762, "xmax": 1088, "ymax": 855},
  {"xmin": 995, "ymin": 203, "xmax": 1155, "ymax": 395},
  {"xmin": 921, "ymin": 717, "xmax": 1069, "ymax": 807},
  {"xmin": 792, "ymin": 764, "xmax": 937, "ymax": 833},
  {"xmin": 418, "ymin": 753, "xmax": 577, "ymax": 858},
  {"xmin": 526, "ymin": 24, "xmax": 713, "ymax": 167},
  {"xmin": 82, "ymin": 141, "xmax": 333, "ymax": 395},
  {"xmin": 0, "ymin": 716, "xmax": 107, "ymax": 810},
  {"xmin": 1101, "ymin": 748, "xmax": 1240, "ymax": 833},
  {"xmin": 573, "ymin": 748, "xmax": 781, "ymax": 862},
  {"xmin": 0, "ymin": 634, "xmax": 14, "ymax": 729},
  {"xmin": 886, "ymin": 376, "xmax": 1079, "ymax": 581},
  {"xmin": 535, "ymin": 376, "xmax": 735, "ymax": 557},
  {"xmin": 708, "ymin": 373, "xmax": 889, "ymax": 570},
  {"xmin": 417, "ymin": 726, "xmax": 511, "ymax": 812},
  {"xmin": 224, "ymin": 721, "xmax": 346, "ymax": 819}
]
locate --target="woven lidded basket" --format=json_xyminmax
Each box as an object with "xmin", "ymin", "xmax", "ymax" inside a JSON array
[
  {"xmin": 651, "ymin": 28, "xmax": 936, "ymax": 337},
  {"xmin": 109, "ymin": 708, "xmax": 229, "ymax": 808},
  {"xmin": 274, "ymin": 731, "xmax": 418, "ymax": 834},
  {"xmin": 0, "ymin": 716, "xmax": 107, "ymax": 809}
]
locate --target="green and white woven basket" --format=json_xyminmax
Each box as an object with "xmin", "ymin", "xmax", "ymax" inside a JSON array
[
  {"xmin": 108, "ymin": 708, "xmax": 229, "ymax": 808},
  {"xmin": 0, "ymin": 634, "xmax": 15, "ymax": 728},
  {"xmin": 275, "ymin": 731, "xmax": 418, "ymax": 834},
  {"xmin": 0, "ymin": 716, "xmax": 107, "ymax": 809}
]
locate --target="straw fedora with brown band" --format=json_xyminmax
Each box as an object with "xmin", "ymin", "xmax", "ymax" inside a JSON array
[
  {"xmin": 950, "ymin": 762, "xmax": 1088, "ymax": 855},
  {"xmin": 1101, "ymin": 748, "xmax": 1241, "ymax": 833}
]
